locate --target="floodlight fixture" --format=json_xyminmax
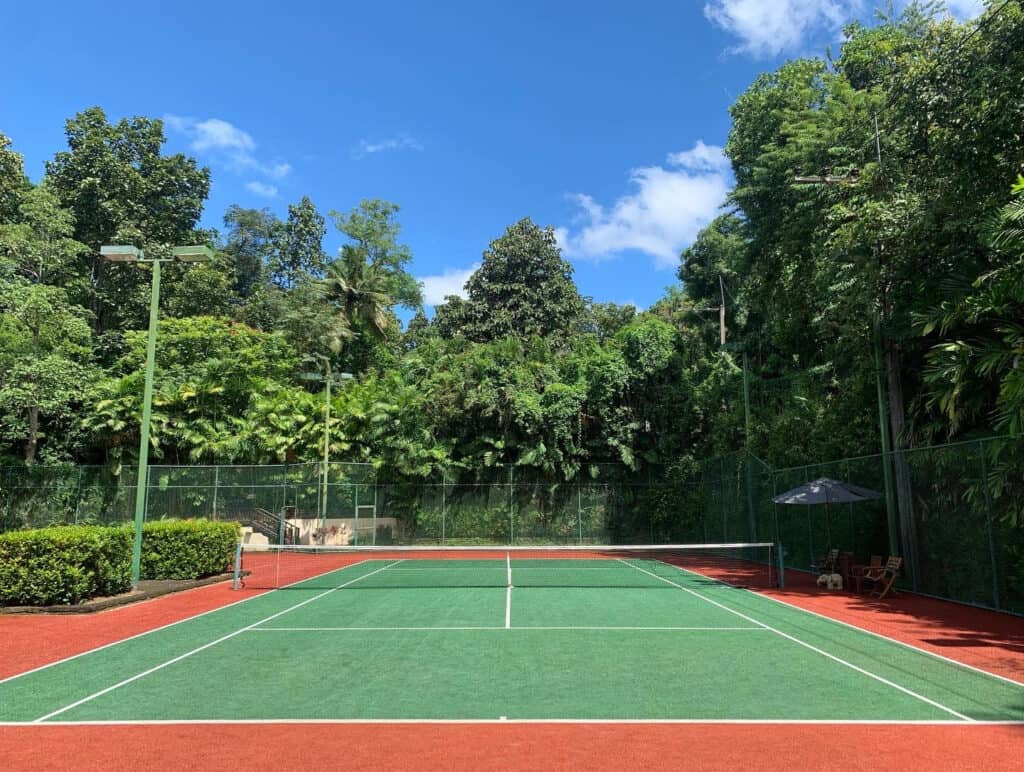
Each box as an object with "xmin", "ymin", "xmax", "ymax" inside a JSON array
[
  {"xmin": 172, "ymin": 245, "xmax": 214, "ymax": 262},
  {"xmin": 100, "ymin": 245, "xmax": 143, "ymax": 262}
]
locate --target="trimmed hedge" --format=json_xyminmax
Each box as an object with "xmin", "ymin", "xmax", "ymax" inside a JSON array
[
  {"xmin": 0, "ymin": 526, "xmax": 132, "ymax": 606},
  {"xmin": 140, "ymin": 520, "xmax": 238, "ymax": 581},
  {"xmin": 0, "ymin": 520, "xmax": 239, "ymax": 607}
]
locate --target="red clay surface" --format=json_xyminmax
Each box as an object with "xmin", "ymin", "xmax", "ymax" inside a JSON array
[
  {"xmin": 2, "ymin": 556, "xmax": 1022, "ymax": 770},
  {"xmin": 763, "ymin": 569, "xmax": 1024, "ymax": 683},
  {"xmin": 0, "ymin": 580, "xmax": 253, "ymax": 680},
  {"xmin": 1, "ymin": 723, "xmax": 1021, "ymax": 771}
]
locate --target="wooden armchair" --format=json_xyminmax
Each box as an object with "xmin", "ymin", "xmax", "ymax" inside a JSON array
[{"xmin": 862, "ymin": 556, "xmax": 902, "ymax": 599}]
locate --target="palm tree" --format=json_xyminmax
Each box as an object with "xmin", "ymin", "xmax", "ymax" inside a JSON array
[{"xmin": 321, "ymin": 254, "xmax": 394, "ymax": 342}]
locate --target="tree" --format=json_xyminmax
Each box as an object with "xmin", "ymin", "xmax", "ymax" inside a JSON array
[
  {"xmin": 221, "ymin": 205, "xmax": 279, "ymax": 298},
  {"xmin": 45, "ymin": 107, "xmax": 211, "ymax": 332},
  {"xmin": 85, "ymin": 317, "xmax": 298, "ymax": 463},
  {"xmin": 0, "ymin": 132, "xmax": 26, "ymax": 223},
  {"xmin": 270, "ymin": 196, "xmax": 327, "ymax": 289},
  {"xmin": 0, "ymin": 283, "xmax": 94, "ymax": 462},
  {"xmin": 322, "ymin": 253, "xmax": 394, "ymax": 343},
  {"xmin": 331, "ymin": 200, "xmax": 421, "ymax": 309},
  {"xmin": 437, "ymin": 217, "xmax": 583, "ymax": 342},
  {"xmin": 0, "ymin": 183, "xmax": 91, "ymax": 297},
  {"xmin": 579, "ymin": 301, "xmax": 637, "ymax": 343}
]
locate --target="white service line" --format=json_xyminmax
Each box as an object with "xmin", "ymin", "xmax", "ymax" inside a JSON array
[
  {"xmin": 617, "ymin": 559, "xmax": 973, "ymax": 722},
  {"xmin": 0, "ymin": 559, "xmax": 376, "ymax": 689},
  {"xmin": 243, "ymin": 622, "xmax": 765, "ymax": 626},
  {"xmin": 33, "ymin": 560, "xmax": 403, "ymax": 723},
  {"xmin": 4, "ymin": 718, "xmax": 1021, "ymax": 726}
]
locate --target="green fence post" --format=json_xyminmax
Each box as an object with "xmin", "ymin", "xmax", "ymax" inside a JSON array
[
  {"xmin": 508, "ymin": 466, "xmax": 514, "ymax": 545},
  {"xmin": 73, "ymin": 467, "xmax": 83, "ymax": 524},
  {"xmin": 212, "ymin": 465, "xmax": 219, "ymax": 520},
  {"xmin": 978, "ymin": 440, "xmax": 1001, "ymax": 610},
  {"xmin": 354, "ymin": 480, "xmax": 360, "ymax": 546},
  {"xmin": 577, "ymin": 484, "xmax": 583, "ymax": 545},
  {"xmin": 441, "ymin": 470, "xmax": 447, "ymax": 545}
]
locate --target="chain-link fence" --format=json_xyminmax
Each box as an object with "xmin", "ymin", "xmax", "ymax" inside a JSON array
[
  {"xmin": 696, "ymin": 438, "xmax": 1023, "ymax": 615},
  {"xmin": 0, "ymin": 461, "xmax": 696, "ymax": 547},
  {"xmin": 3, "ymin": 436, "xmax": 1021, "ymax": 613}
]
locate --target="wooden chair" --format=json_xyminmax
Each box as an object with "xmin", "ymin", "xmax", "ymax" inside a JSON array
[
  {"xmin": 811, "ymin": 548, "xmax": 840, "ymax": 575},
  {"xmin": 862, "ymin": 556, "xmax": 902, "ymax": 599}
]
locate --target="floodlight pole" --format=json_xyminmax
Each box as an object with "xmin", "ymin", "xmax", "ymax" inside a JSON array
[
  {"xmin": 322, "ymin": 359, "xmax": 331, "ymax": 526},
  {"xmin": 103, "ymin": 245, "xmax": 212, "ymax": 587},
  {"xmin": 130, "ymin": 257, "xmax": 162, "ymax": 587}
]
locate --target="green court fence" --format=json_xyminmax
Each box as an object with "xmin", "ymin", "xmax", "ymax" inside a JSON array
[
  {"xmin": 698, "ymin": 438, "xmax": 1023, "ymax": 615},
  {"xmin": 2, "ymin": 436, "xmax": 1021, "ymax": 613}
]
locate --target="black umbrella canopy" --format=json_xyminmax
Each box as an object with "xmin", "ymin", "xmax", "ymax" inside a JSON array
[{"xmin": 772, "ymin": 477, "xmax": 882, "ymax": 505}]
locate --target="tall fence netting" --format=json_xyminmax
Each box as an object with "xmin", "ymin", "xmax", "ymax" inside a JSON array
[{"xmin": 1, "ymin": 436, "xmax": 1021, "ymax": 613}]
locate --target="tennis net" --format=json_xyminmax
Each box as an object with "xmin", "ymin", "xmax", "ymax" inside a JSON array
[{"xmin": 232, "ymin": 542, "xmax": 779, "ymax": 591}]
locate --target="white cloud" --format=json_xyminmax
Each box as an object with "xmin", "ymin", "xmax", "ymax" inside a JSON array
[
  {"xmin": 164, "ymin": 114, "xmax": 290, "ymax": 182},
  {"xmin": 418, "ymin": 264, "xmax": 478, "ymax": 305},
  {"xmin": 704, "ymin": 1, "xmax": 985, "ymax": 58},
  {"xmin": 945, "ymin": 0, "xmax": 984, "ymax": 19},
  {"xmin": 704, "ymin": 0, "xmax": 862, "ymax": 58},
  {"xmin": 190, "ymin": 118, "xmax": 255, "ymax": 152},
  {"xmin": 556, "ymin": 142, "xmax": 731, "ymax": 270},
  {"xmin": 352, "ymin": 134, "xmax": 423, "ymax": 160},
  {"xmin": 244, "ymin": 181, "xmax": 278, "ymax": 198},
  {"xmin": 667, "ymin": 140, "xmax": 732, "ymax": 173}
]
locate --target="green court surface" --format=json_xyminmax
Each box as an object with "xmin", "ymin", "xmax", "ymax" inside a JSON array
[{"xmin": 1, "ymin": 558, "xmax": 1022, "ymax": 724}]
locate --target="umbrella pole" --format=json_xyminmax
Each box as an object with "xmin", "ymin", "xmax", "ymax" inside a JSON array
[{"xmin": 826, "ymin": 501, "xmax": 831, "ymax": 550}]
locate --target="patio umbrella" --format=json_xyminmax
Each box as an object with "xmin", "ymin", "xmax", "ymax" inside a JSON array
[
  {"xmin": 772, "ymin": 478, "xmax": 881, "ymax": 555},
  {"xmin": 772, "ymin": 478, "xmax": 881, "ymax": 505}
]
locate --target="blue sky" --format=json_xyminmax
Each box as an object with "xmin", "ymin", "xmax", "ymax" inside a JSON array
[{"xmin": 1, "ymin": 1, "xmax": 983, "ymax": 313}]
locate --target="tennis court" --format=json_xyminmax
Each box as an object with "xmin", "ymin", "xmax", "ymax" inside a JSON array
[{"xmin": 0, "ymin": 546, "xmax": 1021, "ymax": 725}]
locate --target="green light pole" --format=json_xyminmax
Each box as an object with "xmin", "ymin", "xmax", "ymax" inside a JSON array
[
  {"xmin": 300, "ymin": 363, "xmax": 353, "ymax": 526},
  {"xmin": 101, "ymin": 244, "xmax": 213, "ymax": 587}
]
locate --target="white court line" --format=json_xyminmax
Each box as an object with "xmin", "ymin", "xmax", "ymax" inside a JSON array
[
  {"xmin": 2, "ymin": 718, "xmax": 1021, "ymax": 726},
  {"xmin": 505, "ymin": 551, "xmax": 513, "ymax": 628},
  {"xmin": 689, "ymin": 567, "xmax": 1024, "ymax": 690},
  {"xmin": 617, "ymin": 559, "xmax": 973, "ymax": 722},
  {"xmin": 0, "ymin": 559, "xmax": 377, "ymax": 689},
  {"xmin": 33, "ymin": 560, "xmax": 403, "ymax": 723},
  {"xmin": 387, "ymin": 561, "xmax": 618, "ymax": 569},
  {"xmin": 243, "ymin": 622, "xmax": 765, "ymax": 626}
]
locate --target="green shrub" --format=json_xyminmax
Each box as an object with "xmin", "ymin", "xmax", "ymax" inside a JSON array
[
  {"xmin": 140, "ymin": 520, "xmax": 239, "ymax": 581},
  {"xmin": 0, "ymin": 520, "xmax": 238, "ymax": 606},
  {"xmin": 0, "ymin": 526, "xmax": 132, "ymax": 606}
]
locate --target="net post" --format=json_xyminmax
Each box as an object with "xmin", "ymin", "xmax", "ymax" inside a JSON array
[
  {"xmin": 776, "ymin": 541, "xmax": 785, "ymax": 588},
  {"xmin": 232, "ymin": 540, "xmax": 244, "ymax": 590}
]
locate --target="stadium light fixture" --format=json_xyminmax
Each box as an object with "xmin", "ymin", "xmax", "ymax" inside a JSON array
[
  {"xmin": 100, "ymin": 245, "xmax": 143, "ymax": 262},
  {"xmin": 172, "ymin": 245, "xmax": 214, "ymax": 262}
]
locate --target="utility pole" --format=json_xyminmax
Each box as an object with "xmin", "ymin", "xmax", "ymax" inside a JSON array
[
  {"xmin": 707, "ymin": 276, "xmax": 757, "ymax": 541},
  {"xmin": 792, "ymin": 129, "xmax": 902, "ymax": 565}
]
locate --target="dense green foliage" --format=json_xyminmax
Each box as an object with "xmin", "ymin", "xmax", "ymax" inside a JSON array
[
  {"xmin": 1, "ymin": 5, "xmax": 1022, "ymax": 534},
  {"xmin": 0, "ymin": 521, "xmax": 238, "ymax": 606},
  {"xmin": 0, "ymin": 525, "xmax": 131, "ymax": 605},
  {"xmin": 139, "ymin": 520, "xmax": 239, "ymax": 581}
]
